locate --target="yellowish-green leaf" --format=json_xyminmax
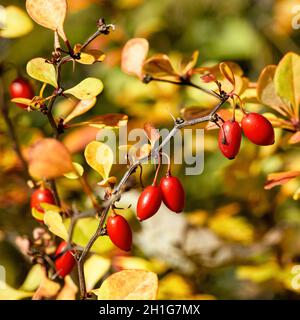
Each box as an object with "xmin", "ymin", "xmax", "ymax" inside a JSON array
[
  {"xmin": 0, "ymin": 282, "xmax": 33, "ymax": 300},
  {"xmin": 63, "ymin": 162, "xmax": 84, "ymax": 179},
  {"xmin": 20, "ymin": 264, "xmax": 43, "ymax": 292},
  {"xmin": 93, "ymin": 270, "xmax": 158, "ymax": 300},
  {"xmin": 237, "ymin": 262, "xmax": 280, "ymax": 283},
  {"xmin": 64, "ymin": 217, "xmax": 114, "ymax": 253},
  {"xmin": 84, "ymin": 141, "xmax": 114, "ymax": 179},
  {"xmin": 27, "ymin": 58, "xmax": 58, "ymax": 88},
  {"xmin": 40, "ymin": 203, "xmax": 61, "ymax": 212},
  {"xmin": 63, "ymin": 97, "xmax": 97, "ymax": 124},
  {"xmin": 274, "ymin": 52, "xmax": 300, "ymax": 112},
  {"xmin": 26, "ymin": 0, "xmax": 67, "ymax": 40},
  {"xmin": 0, "ymin": 6, "xmax": 33, "ymax": 38},
  {"xmin": 64, "ymin": 78, "xmax": 103, "ymax": 100},
  {"xmin": 257, "ymin": 65, "xmax": 290, "ymax": 117},
  {"xmin": 44, "ymin": 210, "xmax": 68, "ymax": 240},
  {"xmin": 31, "ymin": 207, "xmax": 44, "ymax": 221},
  {"xmin": 84, "ymin": 255, "xmax": 111, "ymax": 291},
  {"xmin": 11, "ymin": 98, "xmax": 32, "ymax": 106},
  {"xmin": 97, "ymin": 176, "xmax": 117, "ymax": 187}
]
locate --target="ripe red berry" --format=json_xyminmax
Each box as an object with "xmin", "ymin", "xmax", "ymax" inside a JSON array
[
  {"xmin": 137, "ymin": 185, "xmax": 162, "ymax": 221},
  {"xmin": 30, "ymin": 187, "xmax": 55, "ymax": 212},
  {"xmin": 107, "ymin": 214, "xmax": 132, "ymax": 251},
  {"xmin": 55, "ymin": 241, "xmax": 76, "ymax": 278},
  {"xmin": 160, "ymin": 175, "xmax": 185, "ymax": 213},
  {"xmin": 241, "ymin": 113, "xmax": 274, "ymax": 146},
  {"xmin": 30, "ymin": 187, "xmax": 55, "ymax": 222},
  {"xmin": 218, "ymin": 120, "xmax": 242, "ymax": 159},
  {"xmin": 9, "ymin": 78, "xmax": 34, "ymax": 109}
]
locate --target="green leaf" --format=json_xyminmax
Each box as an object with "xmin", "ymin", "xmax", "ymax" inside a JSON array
[
  {"xmin": 64, "ymin": 78, "xmax": 103, "ymax": 100},
  {"xmin": 44, "ymin": 211, "xmax": 68, "ymax": 240},
  {"xmin": 26, "ymin": 58, "xmax": 58, "ymax": 88},
  {"xmin": 274, "ymin": 52, "xmax": 300, "ymax": 113},
  {"xmin": 63, "ymin": 162, "xmax": 84, "ymax": 179},
  {"xmin": 84, "ymin": 141, "xmax": 114, "ymax": 179}
]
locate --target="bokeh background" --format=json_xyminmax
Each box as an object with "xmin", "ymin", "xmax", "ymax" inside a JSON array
[{"xmin": 1, "ymin": 0, "xmax": 300, "ymax": 299}]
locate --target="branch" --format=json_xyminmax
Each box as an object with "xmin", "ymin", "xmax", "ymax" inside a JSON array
[{"xmin": 75, "ymin": 95, "xmax": 229, "ymax": 299}]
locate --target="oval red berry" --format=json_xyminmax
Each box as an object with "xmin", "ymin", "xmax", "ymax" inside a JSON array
[
  {"xmin": 218, "ymin": 120, "xmax": 242, "ymax": 159},
  {"xmin": 137, "ymin": 185, "xmax": 162, "ymax": 221},
  {"xmin": 241, "ymin": 113, "xmax": 274, "ymax": 146},
  {"xmin": 107, "ymin": 215, "xmax": 132, "ymax": 251},
  {"xmin": 160, "ymin": 175, "xmax": 185, "ymax": 213},
  {"xmin": 9, "ymin": 78, "xmax": 34, "ymax": 109},
  {"xmin": 55, "ymin": 241, "xmax": 76, "ymax": 278}
]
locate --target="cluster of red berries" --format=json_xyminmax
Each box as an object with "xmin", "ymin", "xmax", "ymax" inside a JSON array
[
  {"xmin": 9, "ymin": 77, "xmax": 34, "ymax": 109},
  {"xmin": 107, "ymin": 172, "xmax": 185, "ymax": 252},
  {"xmin": 218, "ymin": 113, "xmax": 275, "ymax": 159}
]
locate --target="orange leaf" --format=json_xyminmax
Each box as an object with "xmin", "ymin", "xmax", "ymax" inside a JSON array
[
  {"xmin": 144, "ymin": 122, "xmax": 160, "ymax": 145},
  {"xmin": 121, "ymin": 38, "xmax": 149, "ymax": 78},
  {"xmin": 265, "ymin": 171, "xmax": 300, "ymax": 190},
  {"xmin": 143, "ymin": 54, "xmax": 177, "ymax": 77},
  {"xmin": 93, "ymin": 270, "xmax": 158, "ymax": 300},
  {"xmin": 289, "ymin": 131, "xmax": 300, "ymax": 144},
  {"xmin": 28, "ymin": 138, "xmax": 74, "ymax": 179}
]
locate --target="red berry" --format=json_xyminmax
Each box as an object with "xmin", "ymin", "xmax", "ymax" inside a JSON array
[
  {"xmin": 30, "ymin": 187, "xmax": 55, "ymax": 212},
  {"xmin": 55, "ymin": 241, "xmax": 76, "ymax": 278},
  {"xmin": 9, "ymin": 78, "xmax": 34, "ymax": 109},
  {"xmin": 137, "ymin": 185, "xmax": 162, "ymax": 221},
  {"xmin": 218, "ymin": 120, "xmax": 242, "ymax": 159},
  {"xmin": 107, "ymin": 214, "xmax": 132, "ymax": 251},
  {"xmin": 160, "ymin": 175, "xmax": 185, "ymax": 213},
  {"xmin": 241, "ymin": 113, "xmax": 274, "ymax": 146}
]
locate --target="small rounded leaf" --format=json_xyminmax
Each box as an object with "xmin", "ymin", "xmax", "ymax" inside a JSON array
[
  {"xmin": 92, "ymin": 270, "xmax": 158, "ymax": 300},
  {"xmin": 84, "ymin": 141, "xmax": 114, "ymax": 180},
  {"xmin": 121, "ymin": 38, "xmax": 149, "ymax": 78},
  {"xmin": 28, "ymin": 138, "xmax": 74, "ymax": 179},
  {"xmin": 27, "ymin": 58, "xmax": 58, "ymax": 88},
  {"xmin": 64, "ymin": 78, "xmax": 103, "ymax": 100},
  {"xmin": 0, "ymin": 6, "xmax": 33, "ymax": 38},
  {"xmin": 26, "ymin": 0, "xmax": 67, "ymax": 40},
  {"xmin": 44, "ymin": 211, "xmax": 68, "ymax": 240},
  {"xmin": 63, "ymin": 97, "xmax": 97, "ymax": 124}
]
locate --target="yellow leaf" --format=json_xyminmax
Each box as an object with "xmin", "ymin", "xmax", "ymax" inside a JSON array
[
  {"xmin": 27, "ymin": 58, "xmax": 58, "ymax": 88},
  {"xmin": 237, "ymin": 262, "xmax": 280, "ymax": 283},
  {"xmin": 20, "ymin": 265, "xmax": 43, "ymax": 292},
  {"xmin": 32, "ymin": 268, "xmax": 61, "ymax": 300},
  {"xmin": 0, "ymin": 282, "xmax": 33, "ymax": 300},
  {"xmin": 84, "ymin": 255, "xmax": 111, "ymax": 291},
  {"xmin": 121, "ymin": 38, "xmax": 149, "ymax": 78},
  {"xmin": 209, "ymin": 214, "xmax": 254, "ymax": 244},
  {"xmin": 97, "ymin": 176, "xmax": 117, "ymax": 187},
  {"xmin": 64, "ymin": 78, "xmax": 103, "ymax": 100},
  {"xmin": 44, "ymin": 211, "xmax": 68, "ymax": 240},
  {"xmin": 63, "ymin": 97, "xmax": 97, "ymax": 124},
  {"xmin": 63, "ymin": 162, "xmax": 84, "ymax": 179},
  {"xmin": 84, "ymin": 141, "xmax": 114, "ymax": 179},
  {"xmin": 0, "ymin": 6, "xmax": 33, "ymax": 38},
  {"xmin": 93, "ymin": 270, "xmax": 158, "ymax": 300},
  {"xmin": 31, "ymin": 207, "xmax": 44, "ymax": 221},
  {"xmin": 74, "ymin": 45, "xmax": 106, "ymax": 65},
  {"xmin": 11, "ymin": 98, "xmax": 32, "ymax": 106},
  {"xmin": 158, "ymin": 273, "xmax": 193, "ymax": 300},
  {"xmin": 26, "ymin": 0, "xmax": 67, "ymax": 40},
  {"xmin": 56, "ymin": 276, "xmax": 78, "ymax": 300},
  {"xmin": 28, "ymin": 138, "xmax": 74, "ymax": 179}
]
